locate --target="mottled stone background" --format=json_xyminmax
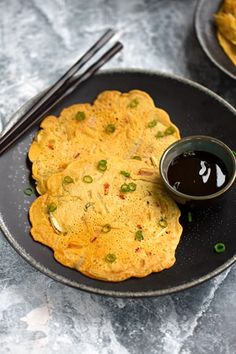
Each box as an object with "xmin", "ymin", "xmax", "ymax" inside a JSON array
[{"xmin": 0, "ymin": 0, "xmax": 236, "ymax": 353}]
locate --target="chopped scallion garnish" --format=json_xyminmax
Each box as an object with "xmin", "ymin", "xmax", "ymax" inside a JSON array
[
  {"xmin": 105, "ymin": 124, "xmax": 116, "ymax": 134},
  {"xmin": 98, "ymin": 159, "xmax": 107, "ymax": 165},
  {"xmin": 101, "ymin": 224, "xmax": 111, "ymax": 233},
  {"xmin": 214, "ymin": 243, "xmax": 226, "ymax": 253},
  {"xmin": 155, "ymin": 126, "xmax": 175, "ymax": 138},
  {"xmin": 75, "ymin": 111, "xmax": 86, "ymax": 121},
  {"xmin": 98, "ymin": 165, "xmax": 107, "ymax": 172},
  {"xmin": 232, "ymin": 150, "xmax": 236, "ymax": 157},
  {"xmin": 82, "ymin": 175, "xmax": 93, "ymax": 183},
  {"xmin": 48, "ymin": 203, "xmax": 57, "ymax": 213},
  {"xmin": 132, "ymin": 156, "xmax": 142, "ymax": 160},
  {"xmin": 120, "ymin": 183, "xmax": 129, "ymax": 193},
  {"xmin": 97, "ymin": 160, "xmax": 107, "ymax": 172},
  {"xmin": 159, "ymin": 217, "xmax": 167, "ymax": 228},
  {"xmin": 120, "ymin": 170, "xmax": 130, "ymax": 178},
  {"xmin": 155, "ymin": 131, "xmax": 165, "ymax": 138},
  {"xmin": 187, "ymin": 212, "xmax": 192, "ymax": 222},
  {"xmin": 23, "ymin": 187, "xmax": 34, "ymax": 196},
  {"xmin": 164, "ymin": 126, "xmax": 175, "ymax": 135},
  {"xmin": 128, "ymin": 98, "xmax": 139, "ymax": 108},
  {"xmin": 63, "ymin": 176, "xmax": 74, "ymax": 184},
  {"xmin": 120, "ymin": 182, "xmax": 137, "ymax": 193},
  {"xmin": 105, "ymin": 253, "xmax": 116, "ymax": 263},
  {"xmin": 135, "ymin": 230, "xmax": 144, "ymax": 241},
  {"xmin": 147, "ymin": 119, "xmax": 157, "ymax": 128},
  {"xmin": 128, "ymin": 182, "xmax": 136, "ymax": 192}
]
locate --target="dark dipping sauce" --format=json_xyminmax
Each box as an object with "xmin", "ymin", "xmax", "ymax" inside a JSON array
[{"xmin": 167, "ymin": 151, "xmax": 229, "ymax": 196}]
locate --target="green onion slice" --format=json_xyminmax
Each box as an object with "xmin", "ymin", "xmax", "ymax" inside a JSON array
[
  {"xmin": 128, "ymin": 98, "xmax": 139, "ymax": 108},
  {"xmin": 232, "ymin": 150, "xmax": 236, "ymax": 157},
  {"xmin": 214, "ymin": 243, "xmax": 226, "ymax": 253},
  {"xmin": 159, "ymin": 217, "xmax": 168, "ymax": 228},
  {"xmin": 135, "ymin": 230, "xmax": 144, "ymax": 241},
  {"xmin": 128, "ymin": 182, "xmax": 136, "ymax": 192},
  {"xmin": 105, "ymin": 124, "xmax": 116, "ymax": 134},
  {"xmin": 82, "ymin": 175, "xmax": 93, "ymax": 183},
  {"xmin": 105, "ymin": 253, "xmax": 116, "ymax": 263},
  {"xmin": 132, "ymin": 156, "xmax": 142, "ymax": 160},
  {"xmin": 187, "ymin": 212, "xmax": 193, "ymax": 222},
  {"xmin": 155, "ymin": 131, "xmax": 165, "ymax": 138},
  {"xmin": 98, "ymin": 159, "xmax": 107, "ymax": 166},
  {"xmin": 120, "ymin": 170, "xmax": 130, "ymax": 177},
  {"xmin": 101, "ymin": 224, "xmax": 111, "ymax": 233},
  {"xmin": 48, "ymin": 203, "xmax": 57, "ymax": 213},
  {"xmin": 75, "ymin": 111, "xmax": 86, "ymax": 121},
  {"xmin": 98, "ymin": 165, "xmax": 107, "ymax": 172},
  {"xmin": 147, "ymin": 119, "xmax": 158, "ymax": 128},
  {"xmin": 63, "ymin": 176, "xmax": 74, "ymax": 184},
  {"xmin": 164, "ymin": 126, "xmax": 175, "ymax": 135},
  {"xmin": 23, "ymin": 187, "xmax": 34, "ymax": 196},
  {"xmin": 120, "ymin": 182, "xmax": 137, "ymax": 193},
  {"xmin": 120, "ymin": 183, "xmax": 129, "ymax": 193},
  {"xmin": 97, "ymin": 160, "xmax": 107, "ymax": 172}
]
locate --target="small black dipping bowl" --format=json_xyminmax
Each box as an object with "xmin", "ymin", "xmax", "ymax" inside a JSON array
[{"xmin": 159, "ymin": 135, "xmax": 236, "ymax": 205}]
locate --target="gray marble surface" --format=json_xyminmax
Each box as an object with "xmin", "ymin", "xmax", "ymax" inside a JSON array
[{"xmin": 0, "ymin": 0, "xmax": 236, "ymax": 353}]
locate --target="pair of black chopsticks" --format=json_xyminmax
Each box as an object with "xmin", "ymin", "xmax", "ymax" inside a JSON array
[{"xmin": 0, "ymin": 29, "xmax": 123, "ymax": 155}]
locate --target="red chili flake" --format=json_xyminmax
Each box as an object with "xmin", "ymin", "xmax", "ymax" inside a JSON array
[
  {"xmin": 135, "ymin": 247, "xmax": 141, "ymax": 253},
  {"xmin": 91, "ymin": 237, "xmax": 97, "ymax": 243},
  {"xmin": 104, "ymin": 183, "xmax": 110, "ymax": 195},
  {"xmin": 47, "ymin": 144, "xmax": 54, "ymax": 150},
  {"xmin": 119, "ymin": 193, "xmax": 126, "ymax": 200},
  {"xmin": 137, "ymin": 224, "xmax": 142, "ymax": 229}
]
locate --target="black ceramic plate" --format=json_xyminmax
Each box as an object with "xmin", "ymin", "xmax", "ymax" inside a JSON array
[
  {"xmin": 1, "ymin": 70, "xmax": 236, "ymax": 297},
  {"xmin": 195, "ymin": 0, "xmax": 236, "ymax": 79}
]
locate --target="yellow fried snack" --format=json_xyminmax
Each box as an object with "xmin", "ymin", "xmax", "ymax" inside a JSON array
[
  {"xmin": 215, "ymin": 0, "xmax": 236, "ymax": 65},
  {"xmin": 29, "ymin": 90, "xmax": 180, "ymax": 194},
  {"xmin": 29, "ymin": 157, "xmax": 182, "ymax": 282},
  {"xmin": 217, "ymin": 31, "xmax": 236, "ymax": 66}
]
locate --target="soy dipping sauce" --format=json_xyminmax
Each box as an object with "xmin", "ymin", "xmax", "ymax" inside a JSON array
[{"xmin": 167, "ymin": 151, "xmax": 229, "ymax": 196}]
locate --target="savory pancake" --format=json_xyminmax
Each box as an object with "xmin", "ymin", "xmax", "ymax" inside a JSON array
[
  {"xmin": 29, "ymin": 156, "xmax": 182, "ymax": 281},
  {"xmin": 29, "ymin": 90, "xmax": 180, "ymax": 194},
  {"xmin": 215, "ymin": 0, "xmax": 236, "ymax": 65}
]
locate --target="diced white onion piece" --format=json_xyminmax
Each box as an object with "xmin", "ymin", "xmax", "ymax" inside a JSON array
[{"xmin": 49, "ymin": 213, "xmax": 65, "ymax": 233}]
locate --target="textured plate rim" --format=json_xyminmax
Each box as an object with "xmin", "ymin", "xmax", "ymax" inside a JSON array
[
  {"xmin": 0, "ymin": 68, "xmax": 236, "ymax": 298},
  {"xmin": 194, "ymin": 0, "xmax": 236, "ymax": 80}
]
